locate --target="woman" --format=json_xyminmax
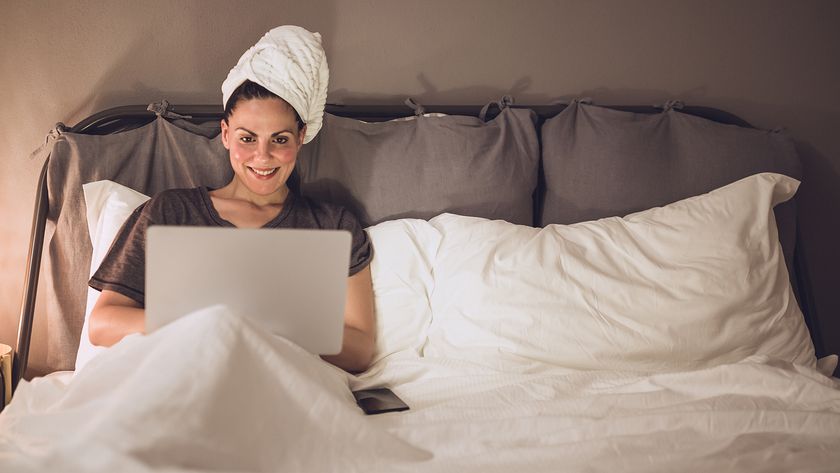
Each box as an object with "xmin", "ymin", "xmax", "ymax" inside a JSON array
[{"xmin": 87, "ymin": 26, "xmax": 375, "ymax": 373}]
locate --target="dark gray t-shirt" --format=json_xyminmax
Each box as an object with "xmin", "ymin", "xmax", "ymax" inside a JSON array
[{"xmin": 89, "ymin": 187, "xmax": 373, "ymax": 305}]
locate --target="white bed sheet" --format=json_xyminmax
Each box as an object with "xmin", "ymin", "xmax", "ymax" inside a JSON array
[
  {"xmin": 355, "ymin": 355, "xmax": 840, "ymax": 472},
  {"xmin": 1, "ymin": 306, "xmax": 839, "ymax": 472}
]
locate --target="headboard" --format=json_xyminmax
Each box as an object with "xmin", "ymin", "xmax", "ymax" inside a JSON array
[{"xmin": 14, "ymin": 100, "xmax": 820, "ymax": 388}]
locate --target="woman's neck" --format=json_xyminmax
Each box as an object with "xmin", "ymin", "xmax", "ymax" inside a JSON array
[
  {"xmin": 208, "ymin": 182, "xmax": 290, "ymax": 228},
  {"xmin": 211, "ymin": 180, "xmax": 289, "ymax": 207}
]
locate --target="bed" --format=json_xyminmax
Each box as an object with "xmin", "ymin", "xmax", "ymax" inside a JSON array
[{"xmin": 1, "ymin": 98, "xmax": 838, "ymax": 472}]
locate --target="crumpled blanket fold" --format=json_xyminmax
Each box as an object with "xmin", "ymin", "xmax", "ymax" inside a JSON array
[{"xmin": 0, "ymin": 305, "xmax": 430, "ymax": 472}]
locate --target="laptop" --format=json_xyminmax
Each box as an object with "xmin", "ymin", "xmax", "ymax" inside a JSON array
[{"xmin": 145, "ymin": 226, "xmax": 351, "ymax": 355}]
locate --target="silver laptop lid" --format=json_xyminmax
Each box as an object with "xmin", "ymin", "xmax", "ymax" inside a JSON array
[{"xmin": 146, "ymin": 226, "xmax": 351, "ymax": 355}]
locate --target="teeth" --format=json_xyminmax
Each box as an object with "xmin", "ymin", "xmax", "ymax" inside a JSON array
[{"xmin": 251, "ymin": 167, "xmax": 277, "ymax": 176}]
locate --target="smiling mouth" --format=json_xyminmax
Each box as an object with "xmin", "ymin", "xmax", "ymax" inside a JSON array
[{"xmin": 249, "ymin": 167, "xmax": 279, "ymax": 177}]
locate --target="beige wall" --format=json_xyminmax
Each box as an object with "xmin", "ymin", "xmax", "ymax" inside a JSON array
[{"xmin": 2, "ymin": 0, "xmax": 838, "ymax": 371}]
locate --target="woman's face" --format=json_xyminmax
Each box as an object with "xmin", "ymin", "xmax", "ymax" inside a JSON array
[{"xmin": 220, "ymin": 97, "xmax": 305, "ymax": 201}]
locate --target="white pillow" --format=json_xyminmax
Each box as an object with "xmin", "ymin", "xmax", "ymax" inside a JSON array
[
  {"xmin": 365, "ymin": 219, "xmax": 440, "ymax": 363},
  {"xmin": 424, "ymin": 173, "xmax": 816, "ymax": 372},
  {"xmin": 76, "ymin": 181, "xmax": 150, "ymax": 372},
  {"xmin": 76, "ymin": 181, "xmax": 439, "ymax": 370}
]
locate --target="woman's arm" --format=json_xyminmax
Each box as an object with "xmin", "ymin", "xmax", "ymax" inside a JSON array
[
  {"xmin": 90, "ymin": 261, "xmax": 376, "ymax": 368},
  {"xmin": 88, "ymin": 290, "xmax": 145, "ymax": 347},
  {"xmin": 322, "ymin": 264, "xmax": 376, "ymax": 373}
]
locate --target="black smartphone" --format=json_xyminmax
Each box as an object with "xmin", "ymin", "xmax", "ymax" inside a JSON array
[{"xmin": 352, "ymin": 387, "xmax": 410, "ymax": 415}]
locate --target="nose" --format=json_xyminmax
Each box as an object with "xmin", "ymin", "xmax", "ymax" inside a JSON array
[{"xmin": 255, "ymin": 139, "xmax": 271, "ymax": 162}]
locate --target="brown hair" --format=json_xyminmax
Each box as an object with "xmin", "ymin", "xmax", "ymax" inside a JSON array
[{"xmin": 223, "ymin": 80, "xmax": 305, "ymax": 132}]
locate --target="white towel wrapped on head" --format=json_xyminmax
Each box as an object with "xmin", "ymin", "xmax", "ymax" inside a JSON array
[{"xmin": 222, "ymin": 25, "xmax": 329, "ymax": 144}]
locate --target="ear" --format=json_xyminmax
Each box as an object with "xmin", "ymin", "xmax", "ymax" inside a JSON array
[
  {"xmin": 297, "ymin": 124, "xmax": 308, "ymax": 149},
  {"xmin": 220, "ymin": 119, "xmax": 230, "ymax": 149}
]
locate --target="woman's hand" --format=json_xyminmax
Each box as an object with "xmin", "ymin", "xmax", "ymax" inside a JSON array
[
  {"xmin": 321, "ymin": 264, "xmax": 376, "ymax": 373},
  {"xmin": 88, "ymin": 290, "xmax": 145, "ymax": 347}
]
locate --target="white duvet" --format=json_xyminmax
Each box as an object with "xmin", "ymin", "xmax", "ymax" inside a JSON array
[
  {"xmin": 0, "ymin": 307, "xmax": 430, "ymax": 472},
  {"xmin": 6, "ymin": 173, "xmax": 839, "ymax": 471},
  {"xmin": 2, "ymin": 306, "xmax": 839, "ymax": 473}
]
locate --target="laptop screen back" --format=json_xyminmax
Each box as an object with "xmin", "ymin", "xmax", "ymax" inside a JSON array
[{"xmin": 146, "ymin": 226, "xmax": 350, "ymax": 355}]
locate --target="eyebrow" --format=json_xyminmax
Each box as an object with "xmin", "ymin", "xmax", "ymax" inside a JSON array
[{"xmin": 235, "ymin": 127, "xmax": 294, "ymax": 136}]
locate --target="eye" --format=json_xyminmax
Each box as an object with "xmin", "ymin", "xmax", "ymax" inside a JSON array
[
  {"xmin": 239, "ymin": 136, "xmax": 255, "ymax": 143},
  {"xmin": 273, "ymin": 136, "xmax": 289, "ymax": 144}
]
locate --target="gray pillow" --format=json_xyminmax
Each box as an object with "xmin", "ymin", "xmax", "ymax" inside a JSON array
[
  {"xmin": 39, "ymin": 118, "xmax": 231, "ymax": 373},
  {"xmin": 540, "ymin": 101, "xmax": 801, "ymax": 283},
  {"xmin": 296, "ymin": 108, "xmax": 540, "ymax": 227}
]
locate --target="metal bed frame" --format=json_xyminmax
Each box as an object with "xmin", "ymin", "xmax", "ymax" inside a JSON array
[{"xmin": 12, "ymin": 102, "xmax": 822, "ymax": 393}]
